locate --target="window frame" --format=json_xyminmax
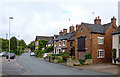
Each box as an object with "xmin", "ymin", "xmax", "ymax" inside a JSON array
[
  {"xmin": 98, "ymin": 37, "xmax": 104, "ymax": 45},
  {"xmin": 63, "ymin": 40, "xmax": 65, "ymax": 46},
  {"xmin": 97, "ymin": 49, "xmax": 105, "ymax": 58}
]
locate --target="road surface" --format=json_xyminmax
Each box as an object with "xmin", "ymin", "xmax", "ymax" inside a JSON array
[{"xmin": 16, "ymin": 53, "xmax": 115, "ymax": 75}]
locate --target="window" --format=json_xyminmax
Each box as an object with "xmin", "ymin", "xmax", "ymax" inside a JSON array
[
  {"xmin": 59, "ymin": 41, "xmax": 61, "ymax": 46},
  {"xmin": 63, "ymin": 40, "xmax": 65, "ymax": 46},
  {"xmin": 54, "ymin": 41, "xmax": 56, "ymax": 47},
  {"xmin": 36, "ymin": 41, "xmax": 38, "ymax": 45},
  {"xmin": 81, "ymin": 28, "xmax": 83, "ymax": 32},
  {"xmin": 98, "ymin": 37, "xmax": 104, "ymax": 45},
  {"xmin": 97, "ymin": 49, "xmax": 104, "ymax": 58},
  {"xmin": 70, "ymin": 42, "xmax": 73, "ymax": 46}
]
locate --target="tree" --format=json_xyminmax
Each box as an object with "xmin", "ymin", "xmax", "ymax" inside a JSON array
[
  {"xmin": 10, "ymin": 36, "xmax": 17, "ymax": 51},
  {"xmin": 19, "ymin": 39, "xmax": 27, "ymax": 50},
  {"xmin": 27, "ymin": 41, "xmax": 35, "ymax": 51}
]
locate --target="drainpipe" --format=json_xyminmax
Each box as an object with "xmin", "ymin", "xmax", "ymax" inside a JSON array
[{"xmin": 90, "ymin": 32, "xmax": 92, "ymax": 56}]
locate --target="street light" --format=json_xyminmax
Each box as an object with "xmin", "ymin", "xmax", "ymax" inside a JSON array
[{"xmin": 8, "ymin": 17, "xmax": 13, "ymax": 61}]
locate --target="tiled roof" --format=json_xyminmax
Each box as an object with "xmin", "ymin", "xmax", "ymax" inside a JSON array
[
  {"xmin": 47, "ymin": 40, "xmax": 53, "ymax": 44},
  {"xmin": 83, "ymin": 23, "xmax": 112, "ymax": 34},
  {"xmin": 35, "ymin": 36, "xmax": 53, "ymax": 41},
  {"xmin": 54, "ymin": 31, "xmax": 76, "ymax": 41},
  {"xmin": 112, "ymin": 26, "xmax": 120, "ymax": 35}
]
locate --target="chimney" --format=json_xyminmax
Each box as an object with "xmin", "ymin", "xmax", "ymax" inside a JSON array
[
  {"xmin": 59, "ymin": 30, "xmax": 63, "ymax": 35},
  {"xmin": 69, "ymin": 25, "xmax": 74, "ymax": 32},
  {"xmin": 94, "ymin": 16, "xmax": 101, "ymax": 24},
  {"xmin": 111, "ymin": 16, "xmax": 116, "ymax": 25},
  {"xmin": 63, "ymin": 29, "xmax": 67, "ymax": 34},
  {"xmin": 76, "ymin": 24, "xmax": 79, "ymax": 31}
]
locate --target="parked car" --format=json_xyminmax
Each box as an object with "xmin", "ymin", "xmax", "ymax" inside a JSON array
[
  {"xmin": 43, "ymin": 53, "xmax": 53, "ymax": 59},
  {"xmin": 30, "ymin": 52, "xmax": 35, "ymax": 56},
  {"xmin": 6, "ymin": 53, "xmax": 16, "ymax": 59},
  {"xmin": 0, "ymin": 52, "xmax": 8, "ymax": 57}
]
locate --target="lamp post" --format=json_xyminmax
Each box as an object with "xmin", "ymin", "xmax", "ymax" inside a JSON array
[
  {"xmin": 8, "ymin": 17, "xmax": 13, "ymax": 61},
  {"xmin": 17, "ymin": 35, "xmax": 19, "ymax": 55}
]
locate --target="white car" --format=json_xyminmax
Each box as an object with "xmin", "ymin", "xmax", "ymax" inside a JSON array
[
  {"xmin": 30, "ymin": 52, "xmax": 35, "ymax": 56},
  {"xmin": 43, "ymin": 53, "xmax": 53, "ymax": 59}
]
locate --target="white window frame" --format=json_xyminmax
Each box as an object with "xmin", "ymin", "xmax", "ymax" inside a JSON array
[
  {"xmin": 54, "ymin": 41, "xmax": 56, "ymax": 47},
  {"xmin": 98, "ymin": 37, "xmax": 104, "ymax": 45},
  {"xmin": 59, "ymin": 40, "xmax": 61, "ymax": 46},
  {"xmin": 97, "ymin": 49, "xmax": 105, "ymax": 58},
  {"xmin": 63, "ymin": 40, "xmax": 65, "ymax": 46}
]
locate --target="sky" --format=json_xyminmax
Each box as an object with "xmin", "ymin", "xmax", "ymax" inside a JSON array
[{"xmin": 0, "ymin": 0, "xmax": 119, "ymax": 45}]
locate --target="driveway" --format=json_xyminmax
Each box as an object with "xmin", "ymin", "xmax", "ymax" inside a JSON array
[{"xmin": 16, "ymin": 53, "xmax": 116, "ymax": 75}]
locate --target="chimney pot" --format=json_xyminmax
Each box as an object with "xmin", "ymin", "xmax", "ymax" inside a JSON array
[
  {"xmin": 69, "ymin": 26, "xmax": 74, "ymax": 32},
  {"xmin": 63, "ymin": 29, "xmax": 67, "ymax": 34}
]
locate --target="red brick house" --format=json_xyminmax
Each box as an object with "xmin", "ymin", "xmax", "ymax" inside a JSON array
[
  {"xmin": 75, "ymin": 16, "xmax": 117, "ymax": 63},
  {"xmin": 54, "ymin": 26, "xmax": 76, "ymax": 56}
]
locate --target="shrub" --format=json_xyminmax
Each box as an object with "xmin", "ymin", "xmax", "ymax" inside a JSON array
[
  {"xmin": 79, "ymin": 58, "xmax": 86, "ymax": 64},
  {"xmin": 62, "ymin": 54, "xmax": 69, "ymax": 61},
  {"xmin": 51, "ymin": 56, "xmax": 55, "ymax": 59},
  {"xmin": 72, "ymin": 56, "xmax": 75, "ymax": 60},
  {"xmin": 57, "ymin": 56, "xmax": 63, "ymax": 63},
  {"xmin": 85, "ymin": 54, "xmax": 92, "ymax": 59}
]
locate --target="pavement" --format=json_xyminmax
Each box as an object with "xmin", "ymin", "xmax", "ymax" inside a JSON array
[{"xmin": 74, "ymin": 63, "xmax": 119, "ymax": 75}]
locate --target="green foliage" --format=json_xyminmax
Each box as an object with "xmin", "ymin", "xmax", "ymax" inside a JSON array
[
  {"xmin": 10, "ymin": 36, "xmax": 17, "ymax": 51},
  {"xmin": 43, "ymin": 46, "xmax": 54, "ymax": 53},
  {"xmin": 57, "ymin": 56, "xmax": 63, "ymax": 63},
  {"xmin": 27, "ymin": 41, "xmax": 35, "ymax": 51},
  {"xmin": 51, "ymin": 54, "xmax": 61, "ymax": 56},
  {"xmin": 79, "ymin": 58, "xmax": 86, "ymax": 64},
  {"xmin": 19, "ymin": 39, "xmax": 27, "ymax": 50},
  {"xmin": 72, "ymin": 56, "xmax": 75, "ymax": 60},
  {"xmin": 85, "ymin": 54, "xmax": 92, "ymax": 59},
  {"xmin": 61, "ymin": 53, "xmax": 69, "ymax": 61},
  {"xmin": 112, "ymin": 48, "xmax": 117, "ymax": 58}
]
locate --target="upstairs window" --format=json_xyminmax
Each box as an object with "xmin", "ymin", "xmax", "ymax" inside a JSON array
[
  {"xmin": 97, "ymin": 49, "xmax": 104, "ymax": 58},
  {"xmin": 63, "ymin": 40, "xmax": 65, "ymax": 46},
  {"xmin": 98, "ymin": 37, "xmax": 104, "ymax": 45},
  {"xmin": 59, "ymin": 40, "xmax": 61, "ymax": 46}
]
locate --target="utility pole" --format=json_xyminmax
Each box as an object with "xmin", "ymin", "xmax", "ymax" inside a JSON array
[{"xmin": 6, "ymin": 33, "xmax": 8, "ymax": 52}]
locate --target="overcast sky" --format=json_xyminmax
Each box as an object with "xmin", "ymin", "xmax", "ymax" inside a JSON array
[{"xmin": 0, "ymin": 0, "xmax": 119, "ymax": 45}]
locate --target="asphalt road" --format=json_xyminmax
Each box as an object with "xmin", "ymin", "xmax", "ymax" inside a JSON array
[{"xmin": 16, "ymin": 53, "xmax": 114, "ymax": 75}]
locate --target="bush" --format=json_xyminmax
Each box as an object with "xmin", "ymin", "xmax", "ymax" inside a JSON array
[
  {"xmin": 51, "ymin": 54, "xmax": 61, "ymax": 56},
  {"xmin": 57, "ymin": 56, "xmax": 63, "ymax": 63},
  {"xmin": 62, "ymin": 54, "xmax": 69, "ymax": 61},
  {"xmin": 79, "ymin": 58, "xmax": 86, "ymax": 64},
  {"xmin": 72, "ymin": 56, "xmax": 75, "ymax": 60},
  {"xmin": 51, "ymin": 56, "xmax": 55, "ymax": 59},
  {"xmin": 85, "ymin": 54, "xmax": 92, "ymax": 59}
]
